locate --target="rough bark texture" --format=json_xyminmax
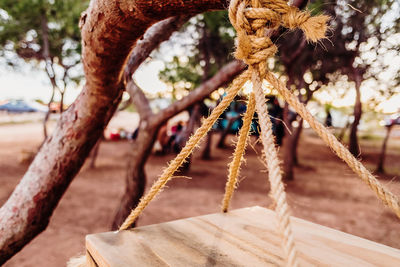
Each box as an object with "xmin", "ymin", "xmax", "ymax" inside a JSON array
[
  {"xmin": 0, "ymin": 0, "xmax": 310, "ymax": 262},
  {"xmin": 0, "ymin": 0, "xmax": 230, "ymax": 264}
]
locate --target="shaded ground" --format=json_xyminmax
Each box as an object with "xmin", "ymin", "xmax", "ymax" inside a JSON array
[{"xmin": 1, "ymin": 115, "xmax": 400, "ymax": 266}]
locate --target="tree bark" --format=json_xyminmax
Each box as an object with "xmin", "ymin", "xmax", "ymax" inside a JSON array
[
  {"xmin": 291, "ymin": 118, "xmax": 303, "ymax": 165},
  {"xmin": 1, "ymin": 0, "xmax": 223, "ymax": 262},
  {"xmin": 201, "ymin": 131, "xmax": 213, "ymax": 159},
  {"xmin": 282, "ymin": 83, "xmax": 294, "ymax": 181},
  {"xmin": 112, "ymin": 61, "xmax": 245, "ymax": 228},
  {"xmin": 217, "ymin": 116, "xmax": 239, "ymax": 148},
  {"xmin": 376, "ymin": 125, "xmax": 393, "ymax": 173},
  {"xmin": 112, "ymin": 124, "xmax": 158, "ymax": 229},
  {"xmin": 349, "ymin": 68, "xmax": 363, "ymax": 157},
  {"xmin": 89, "ymin": 139, "xmax": 102, "ymax": 169},
  {"xmin": 338, "ymin": 118, "xmax": 350, "ymax": 142},
  {"xmin": 0, "ymin": 0, "xmax": 304, "ymax": 263}
]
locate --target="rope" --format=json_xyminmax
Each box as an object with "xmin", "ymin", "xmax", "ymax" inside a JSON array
[
  {"xmin": 253, "ymin": 79, "xmax": 298, "ymax": 267},
  {"xmin": 222, "ymin": 93, "xmax": 256, "ymax": 213},
  {"xmin": 119, "ymin": 70, "xmax": 251, "ymax": 230},
  {"xmin": 229, "ymin": 0, "xmax": 328, "ymax": 265},
  {"xmin": 116, "ymin": 1, "xmax": 400, "ymax": 266},
  {"xmin": 264, "ymin": 71, "xmax": 400, "ymax": 219}
]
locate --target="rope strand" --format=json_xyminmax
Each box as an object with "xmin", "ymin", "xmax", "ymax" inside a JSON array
[
  {"xmin": 119, "ymin": 70, "xmax": 251, "ymax": 230},
  {"xmin": 253, "ymin": 73, "xmax": 298, "ymax": 267},
  {"xmin": 222, "ymin": 93, "xmax": 256, "ymax": 212},
  {"xmin": 264, "ymin": 71, "xmax": 400, "ymax": 219}
]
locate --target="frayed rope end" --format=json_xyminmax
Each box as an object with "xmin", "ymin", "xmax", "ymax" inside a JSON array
[{"xmin": 300, "ymin": 14, "xmax": 330, "ymax": 42}]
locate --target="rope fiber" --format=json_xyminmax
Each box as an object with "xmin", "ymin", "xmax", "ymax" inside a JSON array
[{"xmin": 116, "ymin": 1, "xmax": 400, "ymax": 267}]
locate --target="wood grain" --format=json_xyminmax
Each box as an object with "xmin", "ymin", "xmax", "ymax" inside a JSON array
[{"xmin": 86, "ymin": 206, "xmax": 400, "ymax": 266}]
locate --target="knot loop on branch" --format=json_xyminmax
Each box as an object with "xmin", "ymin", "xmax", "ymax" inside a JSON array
[{"xmin": 229, "ymin": 0, "xmax": 329, "ymax": 70}]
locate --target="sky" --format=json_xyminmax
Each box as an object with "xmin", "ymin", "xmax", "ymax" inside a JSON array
[
  {"xmin": 0, "ymin": 60, "xmax": 167, "ymax": 104},
  {"xmin": 1, "ymin": 59, "xmax": 399, "ymax": 114}
]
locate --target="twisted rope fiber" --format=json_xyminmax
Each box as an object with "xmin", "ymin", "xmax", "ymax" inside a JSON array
[
  {"xmin": 253, "ymin": 81, "xmax": 297, "ymax": 267},
  {"xmin": 119, "ymin": 70, "xmax": 251, "ymax": 230},
  {"xmin": 264, "ymin": 71, "xmax": 400, "ymax": 219},
  {"xmin": 229, "ymin": 0, "xmax": 328, "ymax": 265},
  {"xmin": 222, "ymin": 93, "xmax": 256, "ymax": 213}
]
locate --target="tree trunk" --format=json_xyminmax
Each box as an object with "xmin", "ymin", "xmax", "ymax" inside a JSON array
[
  {"xmin": 338, "ymin": 118, "xmax": 350, "ymax": 142},
  {"xmin": 59, "ymin": 90, "xmax": 65, "ymax": 113},
  {"xmin": 179, "ymin": 104, "xmax": 202, "ymax": 172},
  {"xmin": 89, "ymin": 139, "xmax": 102, "ymax": 169},
  {"xmin": 292, "ymin": 118, "xmax": 303, "ymax": 165},
  {"xmin": 282, "ymin": 102, "xmax": 295, "ymax": 181},
  {"xmin": 201, "ymin": 131, "xmax": 213, "ymax": 159},
  {"xmin": 112, "ymin": 124, "xmax": 158, "ymax": 229},
  {"xmin": 349, "ymin": 68, "xmax": 362, "ymax": 157},
  {"xmin": 217, "ymin": 117, "xmax": 237, "ymax": 148},
  {"xmin": 114, "ymin": 61, "xmax": 245, "ymax": 228},
  {"xmin": 43, "ymin": 87, "xmax": 55, "ymax": 140},
  {"xmin": 376, "ymin": 125, "xmax": 393, "ymax": 173},
  {"xmin": 0, "ymin": 1, "xmax": 304, "ymax": 263}
]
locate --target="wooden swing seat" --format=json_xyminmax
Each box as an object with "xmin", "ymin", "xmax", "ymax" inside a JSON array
[{"xmin": 85, "ymin": 206, "xmax": 400, "ymax": 266}]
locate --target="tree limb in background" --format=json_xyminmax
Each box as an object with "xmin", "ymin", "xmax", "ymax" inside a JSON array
[
  {"xmin": 0, "ymin": 1, "xmax": 229, "ymax": 263},
  {"xmin": 0, "ymin": 0, "xmax": 310, "ymax": 262}
]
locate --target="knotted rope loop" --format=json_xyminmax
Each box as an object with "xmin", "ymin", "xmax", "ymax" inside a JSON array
[
  {"xmin": 230, "ymin": 0, "xmax": 329, "ymax": 69},
  {"xmin": 229, "ymin": 0, "xmax": 279, "ymax": 69}
]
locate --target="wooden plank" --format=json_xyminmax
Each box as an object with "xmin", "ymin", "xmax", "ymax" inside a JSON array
[{"xmin": 86, "ymin": 206, "xmax": 400, "ymax": 266}]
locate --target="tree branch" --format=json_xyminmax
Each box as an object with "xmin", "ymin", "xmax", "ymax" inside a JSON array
[
  {"xmin": 124, "ymin": 16, "xmax": 190, "ymax": 80},
  {"xmin": 126, "ymin": 80, "xmax": 153, "ymax": 118},
  {"xmin": 152, "ymin": 60, "xmax": 246, "ymax": 126},
  {"xmin": 0, "ymin": 0, "xmax": 306, "ymax": 263}
]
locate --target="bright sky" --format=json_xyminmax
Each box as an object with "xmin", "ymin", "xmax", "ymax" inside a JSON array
[
  {"xmin": 0, "ymin": 60, "xmax": 167, "ymax": 104},
  {"xmin": 1, "ymin": 60, "xmax": 399, "ymax": 114},
  {"xmin": 1, "ymin": 36, "xmax": 399, "ymax": 114}
]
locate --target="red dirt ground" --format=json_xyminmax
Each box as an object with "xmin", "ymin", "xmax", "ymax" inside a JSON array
[{"xmin": 1, "ymin": 118, "xmax": 400, "ymax": 266}]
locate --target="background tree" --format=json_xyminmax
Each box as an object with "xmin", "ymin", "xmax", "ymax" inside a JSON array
[
  {"xmin": 110, "ymin": 15, "xmax": 245, "ymax": 228},
  {"xmin": 0, "ymin": 0, "xmax": 86, "ymax": 138},
  {"xmin": 322, "ymin": 0, "xmax": 400, "ymax": 156},
  {"xmin": 159, "ymin": 11, "xmax": 236, "ymax": 158}
]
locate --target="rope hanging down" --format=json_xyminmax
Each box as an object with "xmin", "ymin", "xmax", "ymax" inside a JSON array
[{"xmin": 118, "ymin": 0, "xmax": 400, "ymax": 266}]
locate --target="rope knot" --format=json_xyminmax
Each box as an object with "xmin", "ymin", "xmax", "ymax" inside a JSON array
[
  {"xmin": 282, "ymin": 6, "xmax": 330, "ymax": 42},
  {"xmin": 230, "ymin": 0, "xmax": 279, "ymax": 67},
  {"xmin": 229, "ymin": 0, "xmax": 330, "ymax": 68}
]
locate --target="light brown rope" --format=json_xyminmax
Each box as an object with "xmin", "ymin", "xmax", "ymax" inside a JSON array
[
  {"xmin": 228, "ymin": 0, "xmax": 329, "ymax": 265},
  {"xmin": 253, "ymin": 78, "xmax": 298, "ymax": 267},
  {"xmin": 264, "ymin": 71, "xmax": 400, "ymax": 219},
  {"xmin": 119, "ymin": 70, "xmax": 251, "ymax": 230},
  {"xmin": 222, "ymin": 93, "xmax": 256, "ymax": 213}
]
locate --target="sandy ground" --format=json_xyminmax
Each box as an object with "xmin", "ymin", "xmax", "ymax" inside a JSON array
[{"xmin": 1, "ymin": 112, "xmax": 400, "ymax": 266}]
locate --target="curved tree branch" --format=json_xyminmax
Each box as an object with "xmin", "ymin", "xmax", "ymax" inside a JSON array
[
  {"xmin": 152, "ymin": 60, "xmax": 246, "ymax": 127},
  {"xmin": 0, "ymin": 0, "xmax": 307, "ymax": 263},
  {"xmin": 0, "ymin": 1, "xmax": 228, "ymax": 263}
]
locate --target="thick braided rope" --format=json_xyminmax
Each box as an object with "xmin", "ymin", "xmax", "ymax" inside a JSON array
[
  {"xmin": 264, "ymin": 71, "xmax": 400, "ymax": 219},
  {"xmin": 119, "ymin": 70, "xmax": 251, "ymax": 230},
  {"xmin": 229, "ymin": 0, "xmax": 310, "ymax": 265},
  {"xmin": 222, "ymin": 93, "xmax": 256, "ymax": 213},
  {"xmin": 253, "ymin": 77, "xmax": 298, "ymax": 267}
]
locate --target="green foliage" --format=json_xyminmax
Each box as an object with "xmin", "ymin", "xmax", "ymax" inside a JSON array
[
  {"xmin": 0, "ymin": 0, "xmax": 87, "ymax": 85},
  {"xmin": 159, "ymin": 11, "xmax": 235, "ymax": 98},
  {"xmin": 277, "ymin": 0, "xmax": 400, "ymax": 108}
]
